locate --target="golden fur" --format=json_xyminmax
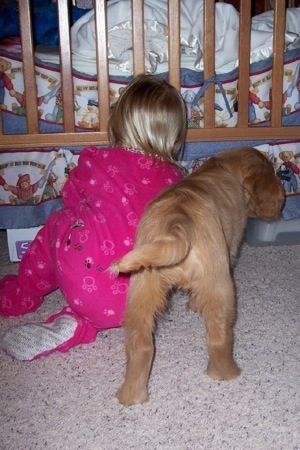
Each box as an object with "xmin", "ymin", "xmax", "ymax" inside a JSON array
[{"xmin": 111, "ymin": 147, "xmax": 285, "ymax": 406}]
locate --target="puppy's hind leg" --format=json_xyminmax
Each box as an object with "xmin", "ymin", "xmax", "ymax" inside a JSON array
[
  {"xmin": 117, "ymin": 271, "xmax": 168, "ymax": 406},
  {"xmin": 199, "ymin": 272, "xmax": 241, "ymax": 380}
]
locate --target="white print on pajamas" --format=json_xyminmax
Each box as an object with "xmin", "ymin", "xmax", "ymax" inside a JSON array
[
  {"xmin": 82, "ymin": 276, "xmax": 97, "ymax": 293},
  {"xmin": 101, "ymin": 240, "xmax": 115, "ymax": 256},
  {"xmin": 85, "ymin": 257, "xmax": 94, "ymax": 268},
  {"xmin": 94, "ymin": 213, "xmax": 106, "ymax": 223},
  {"xmin": 166, "ymin": 178, "xmax": 175, "ymax": 185},
  {"xmin": 121, "ymin": 196, "xmax": 129, "ymax": 205},
  {"xmin": 36, "ymin": 279, "xmax": 52, "ymax": 291},
  {"xmin": 124, "ymin": 237, "xmax": 133, "ymax": 247},
  {"xmin": 138, "ymin": 157, "xmax": 154, "ymax": 170},
  {"xmin": 103, "ymin": 181, "xmax": 113, "ymax": 193},
  {"xmin": 141, "ymin": 178, "xmax": 151, "ymax": 185},
  {"xmin": 89, "ymin": 178, "xmax": 97, "ymax": 187},
  {"xmin": 73, "ymin": 297, "xmax": 83, "ymax": 307},
  {"xmin": 104, "ymin": 309, "xmax": 115, "ymax": 316},
  {"xmin": 57, "ymin": 260, "xmax": 63, "ymax": 275},
  {"xmin": 78, "ymin": 229, "xmax": 89, "ymax": 244},
  {"xmin": 1, "ymin": 295, "xmax": 13, "ymax": 310},
  {"xmin": 107, "ymin": 164, "xmax": 119, "ymax": 176},
  {"xmin": 21, "ymin": 297, "xmax": 36, "ymax": 309},
  {"xmin": 124, "ymin": 183, "xmax": 137, "ymax": 195},
  {"xmin": 27, "ymin": 243, "xmax": 37, "ymax": 256},
  {"xmin": 111, "ymin": 280, "xmax": 128, "ymax": 295},
  {"xmin": 127, "ymin": 212, "xmax": 138, "ymax": 226},
  {"xmin": 64, "ymin": 242, "xmax": 71, "ymax": 252}
]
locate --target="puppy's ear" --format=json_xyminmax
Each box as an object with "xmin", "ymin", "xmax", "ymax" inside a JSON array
[{"xmin": 243, "ymin": 171, "xmax": 285, "ymax": 221}]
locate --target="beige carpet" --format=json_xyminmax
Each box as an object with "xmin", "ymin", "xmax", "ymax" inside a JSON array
[{"xmin": 0, "ymin": 229, "xmax": 299, "ymax": 450}]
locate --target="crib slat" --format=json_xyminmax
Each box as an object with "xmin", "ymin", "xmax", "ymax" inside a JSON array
[
  {"xmin": 19, "ymin": 0, "xmax": 39, "ymax": 134},
  {"xmin": 2, "ymin": 124, "xmax": 300, "ymax": 149},
  {"xmin": 94, "ymin": 0, "xmax": 110, "ymax": 132},
  {"xmin": 271, "ymin": 0, "xmax": 286, "ymax": 128},
  {"xmin": 57, "ymin": 0, "xmax": 75, "ymax": 133},
  {"xmin": 1, "ymin": 124, "xmax": 300, "ymax": 149},
  {"xmin": 168, "ymin": 0, "xmax": 181, "ymax": 88},
  {"xmin": 203, "ymin": 0, "xmax": 216, "ymax": 129},
  {"xmin": 186, "ymin": 124, "xmax": 299, "ymax": 141},
  {"xmin": 237, "ymin": 0, "xmax": 251, "ymax": 127},
  {"xmin": 132, "ymin": 0, "xmax": 145, "ymax": 75},
  {"xmin": 1, "ymin": 0, "xmax": 300, "ymax": 150}
]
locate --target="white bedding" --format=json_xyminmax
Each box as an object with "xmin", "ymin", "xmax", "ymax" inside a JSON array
[{"xmin": 36, "ymin": 2, "xmax": 300, "ymax": 76}]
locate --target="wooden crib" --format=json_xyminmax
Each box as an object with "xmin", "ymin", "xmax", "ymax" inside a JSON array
[{"xmin": 0, "ymin": 0, "xmax": 299, "ymax": 150}]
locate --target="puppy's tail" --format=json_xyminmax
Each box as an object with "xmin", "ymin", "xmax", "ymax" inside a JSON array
[{"xmin": 111, "ymin": 217, "xmax": 193, "ymax": 274}]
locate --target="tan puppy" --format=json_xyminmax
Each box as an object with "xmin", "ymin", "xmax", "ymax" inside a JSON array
[{"xmin": 111, "ymin": 147, "xmax": 285, "ymax": 406}]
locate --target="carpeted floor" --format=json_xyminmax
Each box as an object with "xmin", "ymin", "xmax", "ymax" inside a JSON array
[{"xmin": 0, "ymin": 229, "xmax": 299, "ymax": 450}]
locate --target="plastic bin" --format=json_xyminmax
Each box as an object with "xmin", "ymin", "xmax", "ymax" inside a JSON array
[
  {"xmin": 245, "ymin": 217, "xmax": 300, "ymax": 246},
  {"xmin": 6, "ymin": 226, "xmax": 43, "ymax": 262}
]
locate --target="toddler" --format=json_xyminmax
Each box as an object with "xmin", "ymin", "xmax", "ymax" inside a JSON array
[{"xmin": 0, "ymin": 74, "xmax": 187, "ymax": 360}]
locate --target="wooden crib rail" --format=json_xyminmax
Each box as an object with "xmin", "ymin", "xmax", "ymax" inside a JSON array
[{"xmin": 0, "ymin": 0, "xmax": 299, "ymax": 150}]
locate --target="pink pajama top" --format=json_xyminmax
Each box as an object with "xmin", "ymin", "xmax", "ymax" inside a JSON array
[{"xmin": 38, "ymin": 146, "xmax": 183, "ymax": 330}]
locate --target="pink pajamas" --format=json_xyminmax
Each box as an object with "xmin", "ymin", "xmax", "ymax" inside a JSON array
[{"xmin": 0, "ymin": 146, "xmax": 182, "ymax": 356}]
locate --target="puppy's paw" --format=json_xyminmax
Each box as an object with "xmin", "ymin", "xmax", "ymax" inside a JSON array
[
  {"xmin": 207, "ymin": 361, "xmax": 241, "ymax": 380},
  {"xmin": 109, "ymin": 262, "xmax": 120, "ymax": 277},
  {"xmin": 116, "ymin": 384, "xmax": 149, "ymax": 406}
]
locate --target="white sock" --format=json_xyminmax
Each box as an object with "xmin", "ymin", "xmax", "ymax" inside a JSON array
[{"xmin": 2, "ymin": 316, "xmax": 78, "ymax": 361}]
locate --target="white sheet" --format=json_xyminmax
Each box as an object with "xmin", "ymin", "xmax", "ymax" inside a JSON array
[{"xmin": 36, "ymin": 2, "xmax": 300, "ymax": 76}]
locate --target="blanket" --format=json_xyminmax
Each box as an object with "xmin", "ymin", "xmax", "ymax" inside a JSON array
[{"xmin": 71, "ymin": 1, "xmax": 300, "ymax": 74}]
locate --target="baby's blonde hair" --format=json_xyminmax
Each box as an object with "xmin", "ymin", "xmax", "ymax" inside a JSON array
[{"xmin": 108, "ymin": 74, "xmax": 187, "ymax": 164}]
